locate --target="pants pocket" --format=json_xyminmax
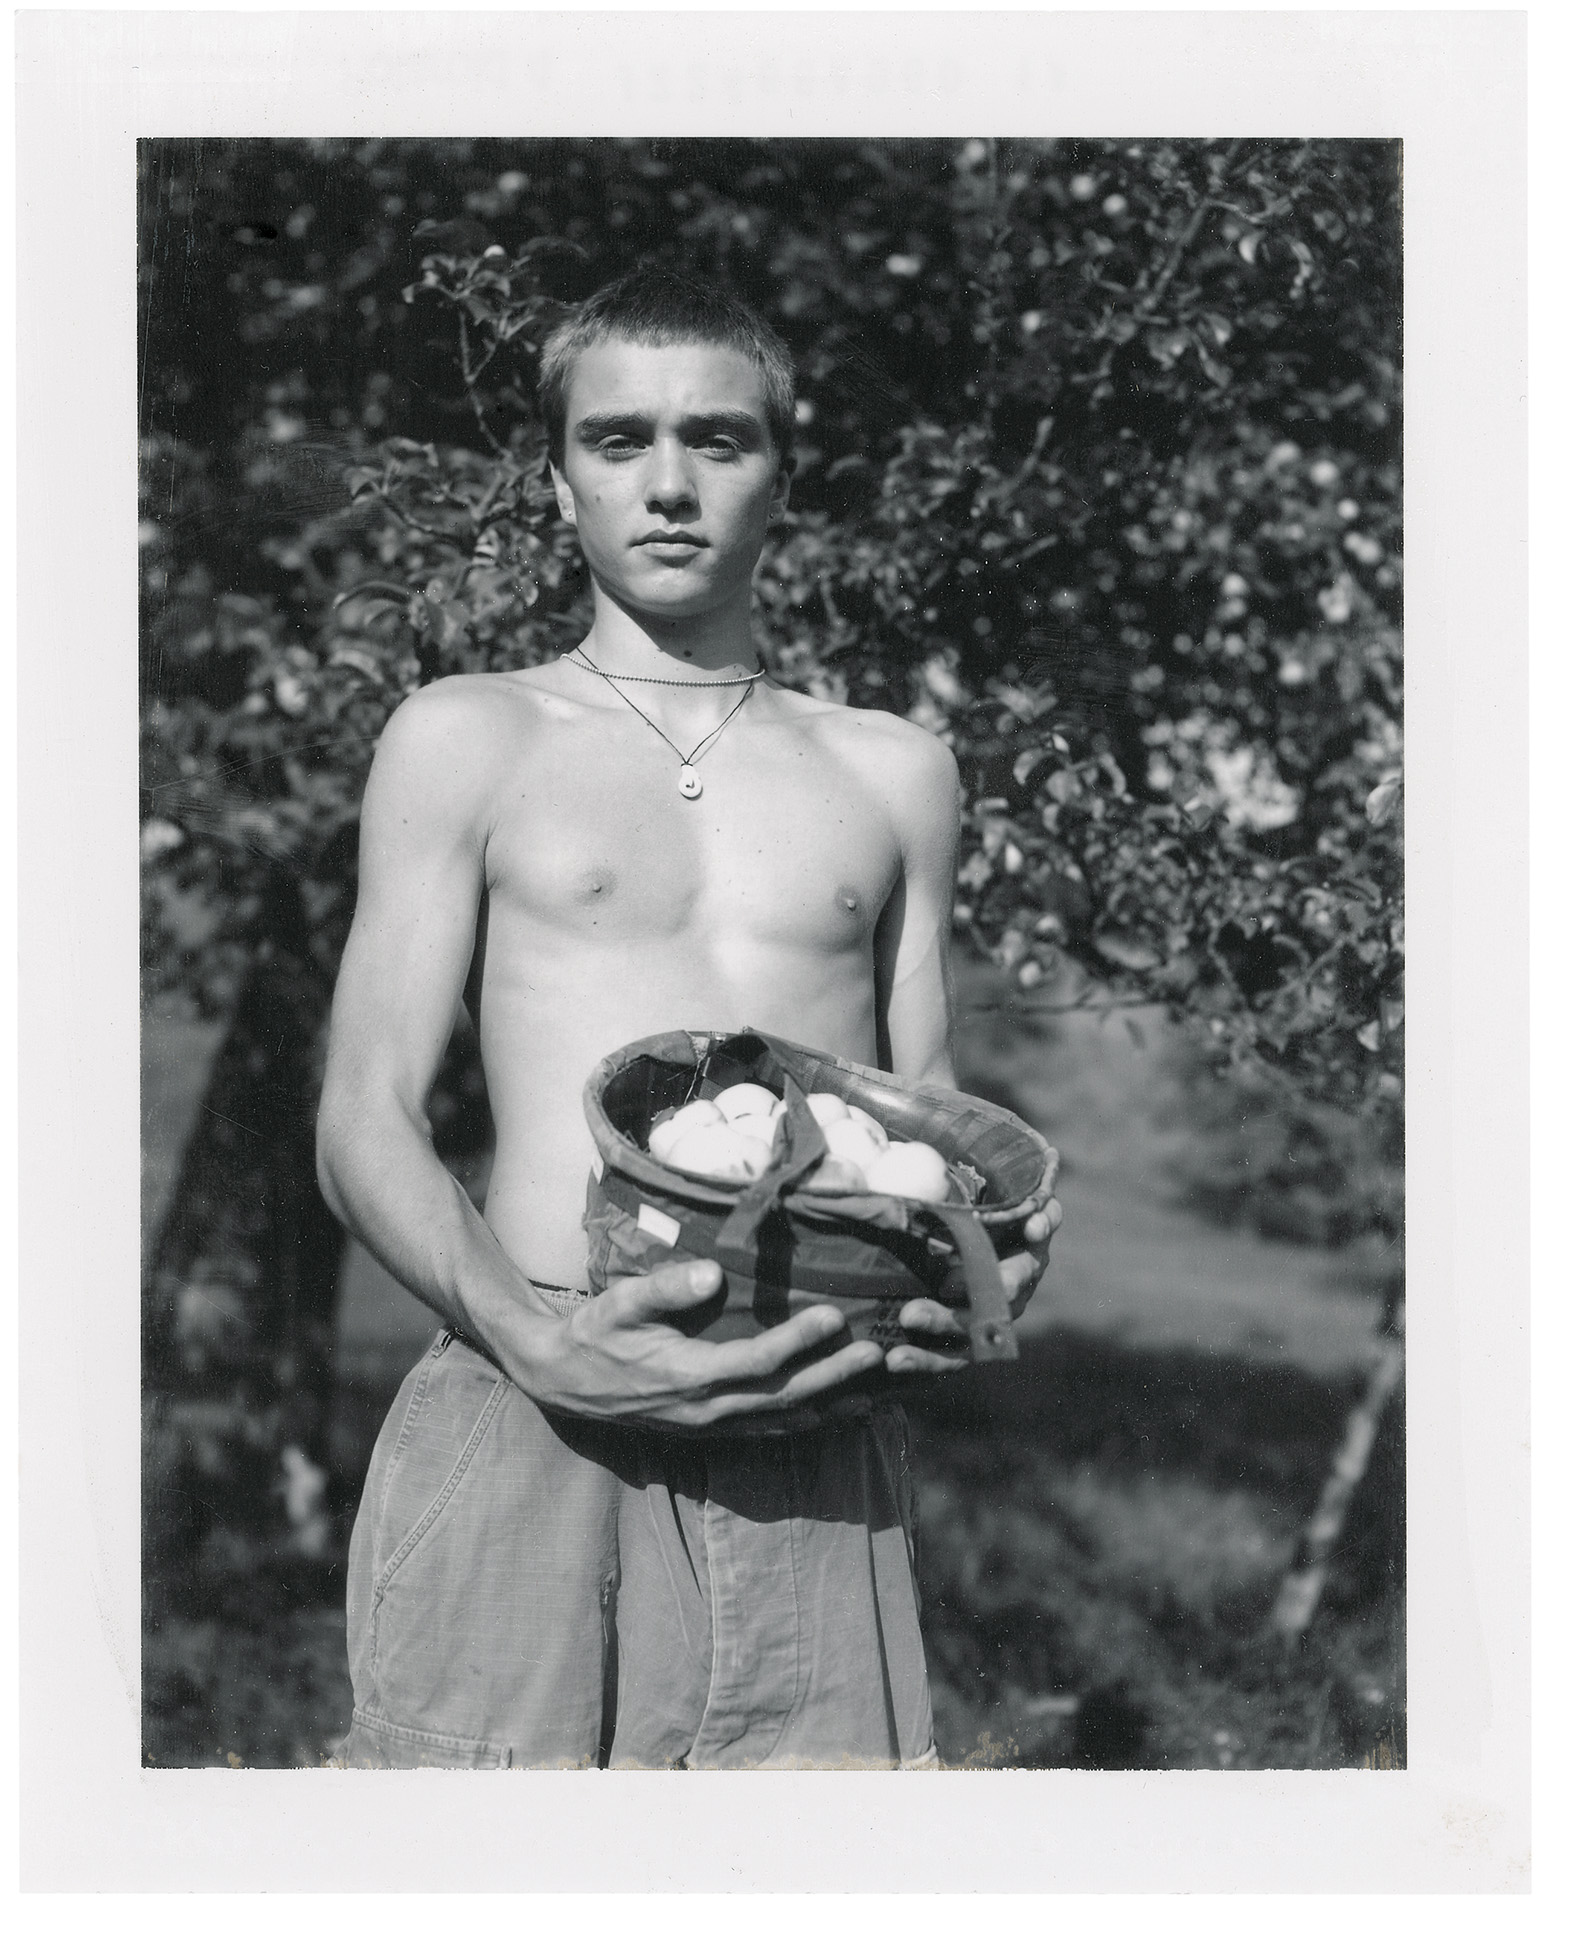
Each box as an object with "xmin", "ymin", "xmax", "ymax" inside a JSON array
[
  {"xmin": 371, "ymin": 1350, "xmax": 508, "ymax": 1598},
  {"xmin": 345, "ymin": 1338, "xmax": 626, "ymax": 1765}
]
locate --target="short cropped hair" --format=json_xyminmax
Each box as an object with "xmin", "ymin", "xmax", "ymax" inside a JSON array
[{"xmin": 538, "ymin": 264, "xmax": 796, "ymax": 470}]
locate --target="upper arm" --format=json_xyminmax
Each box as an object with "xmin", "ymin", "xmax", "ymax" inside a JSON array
[
  {"xmin": 320, "ymin": 683, "xmax": 494, "ymax": 1136},
  {"xmin": 870, "ymin": 727, "xmax": 962, "ymax": 1087}
]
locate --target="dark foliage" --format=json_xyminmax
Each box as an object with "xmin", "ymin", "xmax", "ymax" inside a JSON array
[{"xmin": 138, "ymin": 137, "xmax": 1402, "ymax": 1598}]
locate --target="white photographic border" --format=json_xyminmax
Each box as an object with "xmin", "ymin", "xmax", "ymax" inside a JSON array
[{"xmin": 14, "ymin": 2, "xmax": 1545, "ymax": 1903}]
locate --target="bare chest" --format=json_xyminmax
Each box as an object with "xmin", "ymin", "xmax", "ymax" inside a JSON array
[{"xmin": 483, "ymin": 715, "xmax": 900, "ymax": 952}]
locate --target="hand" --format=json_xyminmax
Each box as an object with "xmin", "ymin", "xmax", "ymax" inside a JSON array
[
  {"xmin": 533, "ymin": 1257, "xmax": 886, "ymax": 1430},
  {"xmin": 885, "ymin": 1165, "xmax": 1063, "ymax": 1378}
]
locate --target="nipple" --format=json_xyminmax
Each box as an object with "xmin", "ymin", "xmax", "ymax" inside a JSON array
[{"xmin": 837, "ymin": 885, "xmax": 860, "ymax": 914}]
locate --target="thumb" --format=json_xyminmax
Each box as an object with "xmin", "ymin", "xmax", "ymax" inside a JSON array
[{"xmin": 611, "ymin": 1257, "xmax": 724, "ymax": 1322}]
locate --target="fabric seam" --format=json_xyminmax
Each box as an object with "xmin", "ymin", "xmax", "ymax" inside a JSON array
[
  {"xmin": 367, "ymin": 1374, "xmax": 508, "ymax": 1683},
  {"xmin": 350, "ymin": 1704, "xmax": 510, "ymax": 1765}
]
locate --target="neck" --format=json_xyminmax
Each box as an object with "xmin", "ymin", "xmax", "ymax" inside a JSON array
[{"xmin": 578, "ymin": 581, "xmax": 762, "ymax": 679}]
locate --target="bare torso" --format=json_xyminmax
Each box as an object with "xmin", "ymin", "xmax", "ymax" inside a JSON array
[
  {"xmin": 317, "ymin": 330, "xmax": 1045, "ymax": 1436},
  {"xmin": 459, "ymin": 665, "xmax": 934, "ymax": 1288}
]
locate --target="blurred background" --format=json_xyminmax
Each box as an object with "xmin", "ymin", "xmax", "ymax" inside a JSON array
[{"xmin": 139, "ymin": 137, "xmax": 1404, "ymax": 1770}]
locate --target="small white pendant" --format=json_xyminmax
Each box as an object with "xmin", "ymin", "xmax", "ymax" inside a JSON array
[{"xmin": 678, "ymin": 764, "xmax": 703, "ymax": 799}]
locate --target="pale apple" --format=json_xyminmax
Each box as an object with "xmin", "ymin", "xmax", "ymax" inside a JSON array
[
  {"xmin": 822, "ymin": 1118, "xmax": 885, "ymax": 1173},
  {"xmin": 727, "ymin": 1111, "xmax": 784, "ymax": 1156},
  {"xmin": 731, "ymin": 1133, "xmax": 775, "ymax": 1180},
  {"xmin": 843, "ymin": 1104, "xmax": 890, "ymax": 1150},
  {"xmin": 862, "ymin": 1139, "xmax": 953, "ymax": 1204},
  {"xmin": 648, "ymin": 1097, "xmax": 724, "ymax": 1161},
  {"xmin": 712, "ymin": 1082, "xmax": 781, "ymax": 1122},
  {"xmin": 666, "ymin": 1097, "xmax": 725, "ymax": 1136},
  {"xmin": 802, "ymin": 1155, "xmax": 869, "ymax": 1193},
  {"xmin": 667, "ymin": 1122, "xmax": 774, "ymax": 1184},
  {"xmin": 805, "ymin": 1091, "xmax": 851, "ymax": 1128}
]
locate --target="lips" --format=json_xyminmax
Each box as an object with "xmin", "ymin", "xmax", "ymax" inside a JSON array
[{"xmin": 636, "ymin": 530, "xmax": 706, "ymax": 548}]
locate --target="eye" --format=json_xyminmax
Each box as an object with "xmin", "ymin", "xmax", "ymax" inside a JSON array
[
  {"xmin": 597, "ymin": 435, "xmax": 642, "ymax": 458},
  {"xmin": 699, "ymin": 435, "xmax": 744, "ymax": 458}
]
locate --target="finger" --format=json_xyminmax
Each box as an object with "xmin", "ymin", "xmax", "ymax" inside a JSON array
[
  {"xmin": 608, "ymin": 1257, "xmax": 723, "ymax": 1322},
  {"xmin": 702, "ymin": 1339, "xmax": 886, "ymax": 1419},
  {"xmin": 897, "ymin": 1297, "xmax": 968, "ymax": 1340},
  {"xmin": 1000, "ymin": 1251, "xmax": 1041, "ymax": 1293},
  {"xmin": 772, "ymin": 1338, "xmax": 886, "ymax": 1401},
  {"xmin": 884, "ymin": 1343, "xmax": 968, "ymax": 1377},
  {"xmin": 999, "ymin": 1250, "xmax": 1047, "ymax": 1318},
  {"xmin": 690, "ymin": 1303, "xmax": 850, "ymax": 1385}
]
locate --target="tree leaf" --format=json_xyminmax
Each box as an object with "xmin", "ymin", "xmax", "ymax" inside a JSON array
[
  {"xmin": 1094, "ymin": 931, "xmax": 1162, "ymax": 971},
  {"xmin": 1365, "ymin": 777, "xmax": 1402, "ymax": 826}
]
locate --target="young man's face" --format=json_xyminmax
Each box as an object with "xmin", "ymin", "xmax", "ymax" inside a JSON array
[{"xmin": 550, "ymin": 335, "xmax": 790, "ymax": 623}]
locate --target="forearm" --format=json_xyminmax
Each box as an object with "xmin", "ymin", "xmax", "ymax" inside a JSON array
[
  {"xmin": 316, "ymin": 1093, "xmax": 568, "ymax": 1397},
  {"xmin": 316, "ymin": 1089, "xmax": 889, "ymax": 1429},
  {"xmin": 905, "ymin": 1043, "xmax": 958, "ymax": 1089}
]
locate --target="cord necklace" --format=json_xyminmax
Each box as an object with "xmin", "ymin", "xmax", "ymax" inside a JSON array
[{"xmin": 570, "ymin": 647, "xmax": 757, "ymax": 799}]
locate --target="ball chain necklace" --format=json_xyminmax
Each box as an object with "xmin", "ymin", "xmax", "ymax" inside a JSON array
[{"xmin": 568, "ymin": 648, "xmax": 764, "ymax": 799}]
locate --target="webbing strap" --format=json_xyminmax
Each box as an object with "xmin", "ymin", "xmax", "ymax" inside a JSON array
[
  {"xmin": 617, "ymin": 1068, "xmax": 1020, "ymax": 1360},
  {"xmin": 933, "ymin": 1205, "xmax": 1019, "ymax": 1361},
  {"xmin": 714, "ymin": 1072, "xmax": 827, "ymax": 1259}
]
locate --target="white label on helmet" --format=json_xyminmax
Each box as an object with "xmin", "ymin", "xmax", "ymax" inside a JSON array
[
  {"xmin": 590, "ymin": 1153, "xmax": 604, "ymax": 1182},
  {"xmin": 637, "ymin": 1202, "xmax": 681, "ymax": 1247}
]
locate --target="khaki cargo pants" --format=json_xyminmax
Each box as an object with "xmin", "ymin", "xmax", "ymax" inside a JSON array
[{"xmin": 334, "ymin": 1322, "xmax": 938, "ymax": 1769}]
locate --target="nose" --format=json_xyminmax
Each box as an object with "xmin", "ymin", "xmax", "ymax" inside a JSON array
[{"xmin": 644, "ymin": 435, "xmax": 699, "ymax": 517}]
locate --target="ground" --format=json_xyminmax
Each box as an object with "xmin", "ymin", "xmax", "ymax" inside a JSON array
[{"xmin": 141, "ymin": 961, "xmax": 1403, "ymax": 1769}]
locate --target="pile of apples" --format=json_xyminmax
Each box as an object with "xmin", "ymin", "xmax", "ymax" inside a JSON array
[{"xmin": 646, "ymin": 1082, "xmax": 954, "ymax": 1204}]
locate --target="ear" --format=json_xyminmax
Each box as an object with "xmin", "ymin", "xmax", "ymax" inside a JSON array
[
  {"xmin": 768, "ymin": 463, "xmax": 792, "ymax": 526},
  {"xmin": 548, "ymin": 462, "xmax": 577, "ymax": 527}
]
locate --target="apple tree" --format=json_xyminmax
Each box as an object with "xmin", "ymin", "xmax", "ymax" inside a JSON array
[{"xmin": 140, "ymin": 137, "xmax": 1402, "ymax": 1525}]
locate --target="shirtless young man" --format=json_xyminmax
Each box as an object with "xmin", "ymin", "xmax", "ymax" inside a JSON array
[{"xmin": 317, "ymin": 267, "xmax": 1058, "ymax": 1769}]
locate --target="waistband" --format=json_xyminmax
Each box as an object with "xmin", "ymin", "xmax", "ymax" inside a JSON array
[{"xmin": 532, "ymin": 1278, "xmax": 592, "ymax": 1318}]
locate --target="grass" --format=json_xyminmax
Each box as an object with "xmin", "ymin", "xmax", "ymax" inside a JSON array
[
  {"xmin": 142, "ymin": 1333, "xmax": 1403, "ymax": 1770},
  {"xmin": 142, "ymin": 962, "xmax": 1403, "ymax": 1769},
  {"xmin": 903, "ymin": 1330, "xmax": 1404, "ymax": 1770}
]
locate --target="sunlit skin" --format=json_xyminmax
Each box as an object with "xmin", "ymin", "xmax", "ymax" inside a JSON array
[
  {"xmin": 550, "ymin": 337, "xmax": 791, "ymax": 645},
  {"xmin": 316, "ymin": 333, "xmax": 1060, "ymax": 1428}
]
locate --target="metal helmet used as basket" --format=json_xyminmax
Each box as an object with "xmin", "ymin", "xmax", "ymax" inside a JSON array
[{"xmin": 582, "ymin": 1028, "xmax": 1058, "ymax": 1365}]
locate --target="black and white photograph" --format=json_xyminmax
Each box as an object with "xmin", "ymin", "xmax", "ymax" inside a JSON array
[
  {"xmin": 137, "ymin": 129, "xmax": 1405, "ymax": 1775},
  {"xmin": 18, "ymin": 4, "xmax": 1535, "ymax": 1895}
]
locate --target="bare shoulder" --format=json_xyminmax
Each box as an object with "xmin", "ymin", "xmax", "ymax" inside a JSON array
[
  {"xmin": 364, "ymin": 672, "xmax": 542, "ymax": 834},
  {"xmin": 778, "ymin": 686, "xmax": 960, "ymax": 822},
  {"xmin": 372, "ymin": 672, "xmax": 559, "ymax": 784}
]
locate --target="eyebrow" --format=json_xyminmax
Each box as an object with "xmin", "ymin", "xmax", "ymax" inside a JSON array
[{"xmin": 572, "ymin": 408, "xmax": 767, "ymax": 445}]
